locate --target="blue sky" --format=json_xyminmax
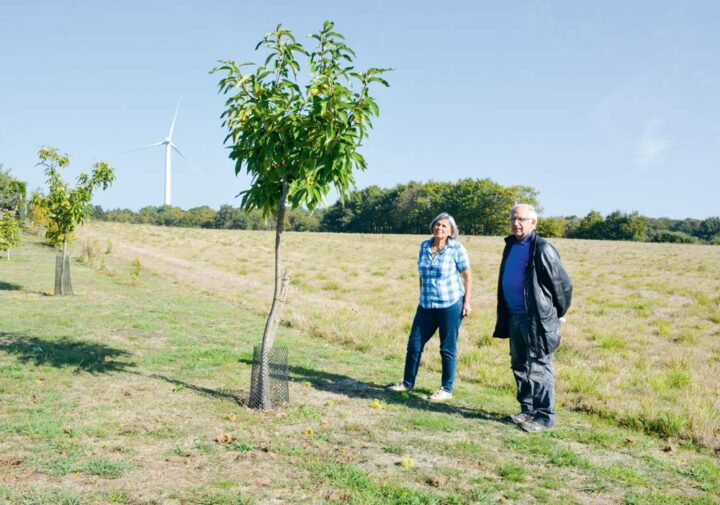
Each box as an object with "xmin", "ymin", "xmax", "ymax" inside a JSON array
[{"xmin": 1, "ymin": 0, "xmax": 717, "ymax": 219}]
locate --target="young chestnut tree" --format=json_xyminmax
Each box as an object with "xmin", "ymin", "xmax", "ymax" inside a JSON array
[
  {"xmin": 0, "ymin": 211, "xmax": 20, "ymax": 260},
  {"xmin": 33, "ymin": 147, "xmax": 115, "ymax": 295},
  {"xmin": 213, "ymin": 21, "xmax": 389, "ymax": 407}
]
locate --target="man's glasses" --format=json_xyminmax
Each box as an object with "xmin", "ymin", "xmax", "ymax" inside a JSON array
[{"xmin": 509, "ymin": 217, "xmax": 533, "ymax": 223}]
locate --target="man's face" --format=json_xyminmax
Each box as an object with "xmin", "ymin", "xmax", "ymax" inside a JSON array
[{"xmin": 510, "ymin": 208, "xmax": 536, "ymax": 240}]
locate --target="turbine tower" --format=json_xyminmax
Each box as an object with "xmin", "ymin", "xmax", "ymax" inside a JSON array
[{"xmin": 124, "ymin": 97, "xmax": 199, "ymax": 206}]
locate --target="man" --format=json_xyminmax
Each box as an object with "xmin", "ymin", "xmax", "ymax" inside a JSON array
[{"xmin": 493, "ymin": 204, "xmax": 572, "ymax": 432}]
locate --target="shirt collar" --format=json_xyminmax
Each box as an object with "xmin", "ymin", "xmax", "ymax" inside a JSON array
[{"xmin": 514, "ymin": 234, "xmax": 532, "ymax": 246}]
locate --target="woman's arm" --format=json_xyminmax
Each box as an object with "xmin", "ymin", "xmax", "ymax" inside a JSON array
[{"xmin": 461, "ymin": 268, "xmax": 472, "ymax": 316}]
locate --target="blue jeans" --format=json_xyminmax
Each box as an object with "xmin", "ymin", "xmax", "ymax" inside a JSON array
[
  {"xmin": 402, "ymin": 298, "xmax": 464, "ymax": 392},
  {"xmin": 509, "ymin": 313, "xmax": 555, "ymax": 426}
]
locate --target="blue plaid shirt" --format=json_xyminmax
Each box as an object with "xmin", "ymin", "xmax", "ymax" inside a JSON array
[{"xmin": 418, "ymin": 237, "xmax": 470, "ymax": 309}]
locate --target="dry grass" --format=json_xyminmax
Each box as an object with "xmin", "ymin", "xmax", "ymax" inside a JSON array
[
  {"xmin": 2, "ymin": 227, "xmax": 719, "ymax": 504},
  {"xmin": 76, "ymin": 222, "xmax": 720, "ymax": 448}
]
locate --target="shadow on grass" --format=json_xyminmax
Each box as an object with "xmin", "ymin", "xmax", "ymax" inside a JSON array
[
  {"xmin": 0, "ymin": 332, "xmax": 134, "ymax": 374},
  {"xmin": 146, "ymin": 373, "xmax": 248, "ymax": 406},
  {"xmin": 239, "ymin": 358, "xmax": 507, "ymax": 423},
  {"xmin": 0, "ymin": 281, "xmax": 22, "ymax": 291}
]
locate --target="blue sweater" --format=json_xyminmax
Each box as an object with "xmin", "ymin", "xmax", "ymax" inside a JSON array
[{"xmin": 502, "ymin": 235, "xmax": 531, "ymax": 314}]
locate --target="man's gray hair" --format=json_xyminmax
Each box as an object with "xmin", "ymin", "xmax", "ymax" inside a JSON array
[
  {"xmin": 510, "ymin": 203, "xmax": 538, "ymax": 220},
  {"xmin": 429, "ymin": 212, "xmax": 459, "ymax": 239}
]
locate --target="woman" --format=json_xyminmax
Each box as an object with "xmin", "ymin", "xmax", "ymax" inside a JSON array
[{"xmin": 389, "ymin": 212, "xmax": 472, "ymax": 402}]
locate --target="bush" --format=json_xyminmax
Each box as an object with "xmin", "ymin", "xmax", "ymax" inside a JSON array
[
  {"xmin": 650, "ymin": 230, "xmax": 698, "ymax": 244},
  {"xmin": 537, "ymin": 217, "xmax": 566, "ymax": 237}
]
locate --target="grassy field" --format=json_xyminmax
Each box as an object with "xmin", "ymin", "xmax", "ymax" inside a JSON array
[{"xmin": 0, "ymin": 222, "xmax": 718, "ymax": 504}]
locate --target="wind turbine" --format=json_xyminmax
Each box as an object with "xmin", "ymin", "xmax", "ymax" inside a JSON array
[{"xmin": 124, "ymin": 97, "xmax": 200, "ymax": 206}]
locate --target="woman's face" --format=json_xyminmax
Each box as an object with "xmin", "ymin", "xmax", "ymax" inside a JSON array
[{"xmin": 433, "ymin": 219, "xmax": 451, "ymax": 240}]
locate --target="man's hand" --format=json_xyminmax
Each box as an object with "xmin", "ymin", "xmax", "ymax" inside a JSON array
[{"xmin": 462, "ymin": 301, "xmax": 472, "ymax": 317}]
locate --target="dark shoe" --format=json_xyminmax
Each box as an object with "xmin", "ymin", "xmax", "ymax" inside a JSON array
[
  {"xmin": 520, "ymin": 420, "xmax": 551, "ymax": 433},
  {"xmin": 509, "ymin": 412, "xmax": 533, "ymax": 425}
]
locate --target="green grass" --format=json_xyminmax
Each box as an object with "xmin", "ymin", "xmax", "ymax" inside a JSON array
[
  {"xmin": 1, "ymin": 228, "xmax": 719, "ymax": 504},
  {"xmin": 82, "ymin": 458, "xmax": 133, "ymax": 479}
]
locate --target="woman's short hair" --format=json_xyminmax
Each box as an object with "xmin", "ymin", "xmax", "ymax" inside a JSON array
[
  {"xmin": 429, "ymin": 212, "xmax": 459, "ymax": 239},
  {"xmin": 510, "ymin": 203, "xmax": 538, "ymax": 220}
]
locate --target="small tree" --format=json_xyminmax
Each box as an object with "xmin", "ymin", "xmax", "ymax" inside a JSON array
[
  {"xmin": 0, "ymin": 165, "xmax": 27, "ymax": 220},
  {"xmin": 0, "ymin": 211, "xmax": 21, "ymax": 259},
  {"xmin": 213, "ymin": 21, "xmax": 389, "ymax": 408},
  {"xmin": 537, "ymin": 216, "xmax": 567, "ymax": 238},
  {"xmin": 33, "ymin": 147, "xmax": 115, "ymax": 295}
]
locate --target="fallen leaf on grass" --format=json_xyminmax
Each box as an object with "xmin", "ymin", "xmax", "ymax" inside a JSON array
[
  {"xmin": 29, "ymin": 394, "xmax": 38, "ymax": 405},
  {"xmin": 324, "ymin": 491, "xmax": 351, "ymax": 502},
  {"xmin": 34, "ymin": 379, "xmax": 44, "ymax": 385},
  {"xmin": 369, "ymin": 399, "xmax": 385, "ymax": 410},
  {"xmin": 0, "ymin": 457, "xmax": 23, "ymax": 467},
  {"xmin": 103, "ymin": 355, "xmax": 113, "ymax": 363},
  {"xmin": 324, "ymin": 399, "xmax": 335, "ymax": 407},
  {"xmin": 425, "ymin": 475, "xmax": 446, "ymax": 487},
  {"xmin": 305, "ymin": 427, "xmax": 314, "ymax": 437},
  {"xmin": 399, "ymin": 457, "xmax": 414, "ymax": 468},
  {"xmin": 302, "ymin": 381, "xmax": 312, "ymax": 388},
  {"xmin": 215, "ymin": 433, "xmax": 234, "ymax": 444},
  {"xmin": 226, "ymin": 413, "xmax": 237, "ymax": 421}
]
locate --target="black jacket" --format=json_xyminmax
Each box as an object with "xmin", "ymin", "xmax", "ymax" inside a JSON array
[{"xmin": 493, "ymin": 231, "xmax": 573, "ymax": 357}]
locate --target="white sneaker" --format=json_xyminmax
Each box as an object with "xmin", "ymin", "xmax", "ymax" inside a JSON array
[
  {"xmin": 388, "ymin": 383, "xmax": 410, "ymax": 393},
  {"xmin": 428, "ymin": 389, "xmax": 452, "ymax": 402}
]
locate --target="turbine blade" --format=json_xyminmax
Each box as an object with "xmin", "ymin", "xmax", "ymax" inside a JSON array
[
  {"xmin": 168, "ymin": 96, "xmax": 181, "ymax": 140},
  {"xmin": 121, "ymin": 141, "xmax": 165, "ymax": 154},
  {"xmin": 171, "ymin": 144, "xmax": 201, "ymax": 175}
]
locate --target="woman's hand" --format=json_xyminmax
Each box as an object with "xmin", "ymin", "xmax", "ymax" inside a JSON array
[{"xmin": 462, "ymin": 301, "xmax": 471, "ymax": 317}]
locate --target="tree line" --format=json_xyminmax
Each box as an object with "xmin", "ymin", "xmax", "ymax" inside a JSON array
[
  {"xmin": 3, "ymin": 169, "xmax": 719, "ymax": 246},
  {"xmin": 92, "ymin": 178, "xmax": 720, "ymax": 245}
]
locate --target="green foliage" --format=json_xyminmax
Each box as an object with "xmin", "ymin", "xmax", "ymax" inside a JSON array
[
  {"xmin": 0, "ymin": 211, "xmax": 21, "ymax": 254},
  {"xmin": 100, "ymin": 204, "xmax": 321, "ymax": 232},
  {"xmin": 698, "ymin": 217, "xmax": 720, "ymax": 242},
  {"xmin": 571, "ymin": 210, "xmax": 605, "ymax": 239},
  {"xmin": 605, "ymin": 211, "xmax": 648, "ymax": 241},
  {"xmin": 32, "ymin": 147, "xmax": 115, "ymax": 247},
  {"xmin": 569, "ymin": 210, "xmax": 648, "ymax": 241},
  {"xmin": 536, "ymin": 216, "xmax": 566, "ymax": 237},
  {"xmin": 321, "ymin": 178, "xmax": 538, "ymax": 235},
  {"xmin": 650, "ymin": 230, "xmax": 699, "ymax": 244},
  {"xmin": 0, "ymin": 165, "xmax": 27, "ymax": 219},
  {"xmin": 130, "ymin": 259, "xmax": 142, "ymax": 281},
  {"xmin": 212, "ymin": 21, "xmax": 390, "ymax": 216}
]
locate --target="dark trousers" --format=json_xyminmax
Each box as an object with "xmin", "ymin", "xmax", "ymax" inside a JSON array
[
  {"xmin": 402, "ymin": 298, "xmax": 463, "ymax": 392},
  {"xmin": 509, "ymin": 313, "xmax": 555, "ymax": 426}
]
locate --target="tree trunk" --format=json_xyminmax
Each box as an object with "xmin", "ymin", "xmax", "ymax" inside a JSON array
[
  {"xmin": 55, "ymin": 236, "xmax": 73, "ymax": 296},
  {"xmin": 255, "ymin": 181, "xmax": 291, "ymax": 409}
]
